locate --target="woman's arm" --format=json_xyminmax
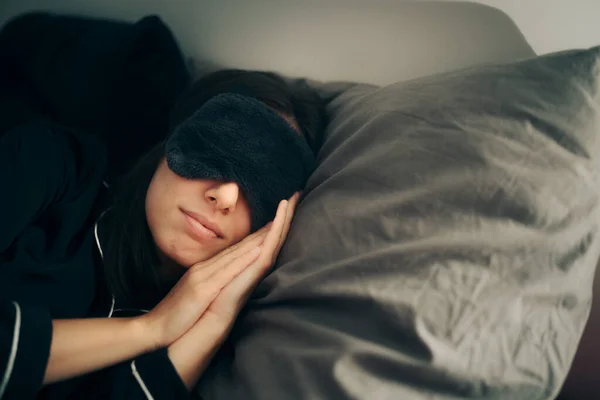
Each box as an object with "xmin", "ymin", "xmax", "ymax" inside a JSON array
[
  {"xmin": 45, "ymin": 230, "xmax": 272, "ymax": 387},
  {"xmin": 167, "ymin": 314, "xmax": 230, "ymax": 390},
  {"xmin": 41, "ymin": 226, "xmax": 274, "ymax": 399},
  {"xmin": 46, "ymin": 223, "xmax": 279, "ymax": 400},
  {"xmin": 44, "ymin": 317, "xmax": 154, "ymax": 384},
  {"xmin": 168, "ymin": 196, "xmax": 298, "ymax": 389},
  {"xmin": 0, "ymin": 122, "xmax": 111, "ymax": 399},
  {"xmin": 64, "ymin": 347, "xmax": 190, "ymax": 400},
  {"xmin": 0, "ymin": 301, "xmax": 186, "ymax": 400}
]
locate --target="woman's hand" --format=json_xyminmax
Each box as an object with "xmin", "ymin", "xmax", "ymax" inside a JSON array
[
  {"xmin": 137, "ymin": 223, "xmax": 272, "ymax": 350},
  {"xmin": 167, "ymin": 193, "xmax": 300, "ymax": 389},
  {"xmin": 204, "ymin": 192, "xmax": 299, "ymax": 327}
]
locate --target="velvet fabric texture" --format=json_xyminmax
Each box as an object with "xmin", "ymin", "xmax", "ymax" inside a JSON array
[{"xmin": 166, "ymin": 93, "xmax": 316, "ymax": 230}]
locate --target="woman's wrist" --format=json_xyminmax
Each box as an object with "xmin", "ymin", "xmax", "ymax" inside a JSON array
[
  {"xmin": 167, "ymin": 317, "xmax": 231, "ymax": 389},
  {"xmin": 45, "ymin": 317, "xmax": 167, "ymax": 384},
  {"xmin": 132, "ymin": 314, "xmax": 168, "ymax": 352}
]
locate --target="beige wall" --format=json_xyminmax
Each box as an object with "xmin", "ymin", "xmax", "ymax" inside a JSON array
[
  {"xmin": 0, "ymin": 1, "xmax": 596, "ymax": 85},
  {"xmin": 1, "ymin": 0, "xmax": 597, "ymax": 85},
  {"xmin": 0, "ymin": 0, "xmax": 537, "ymax": 85},
  {"xmin": 471, "ymin": 0, "xmax": 600, "ymax": 55}
]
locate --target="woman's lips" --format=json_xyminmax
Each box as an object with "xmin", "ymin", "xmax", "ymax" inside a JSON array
[{"xmin": 181, "ymin": 209, "xmax": 222, "ymax": 241}]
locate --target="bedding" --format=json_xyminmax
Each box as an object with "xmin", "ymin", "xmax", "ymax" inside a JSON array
[{"xmin": 197, "ymin": 46, "xmax": 600, "ymax": 400}]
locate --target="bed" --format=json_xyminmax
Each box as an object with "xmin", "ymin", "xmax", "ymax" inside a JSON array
[{"xmin": 1, "ymin": 2, "xmax": 599, "ymax": 399}]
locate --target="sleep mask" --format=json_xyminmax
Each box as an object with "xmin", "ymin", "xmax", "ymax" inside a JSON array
[{"xmin": 165, "ymin": 93, "xmax": 316, "ymax": 231}]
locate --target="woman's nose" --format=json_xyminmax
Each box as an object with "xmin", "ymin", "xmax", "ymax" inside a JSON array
[{"xmin": 206, "ymin": 182, "xmax": 240, "ymax": 213}]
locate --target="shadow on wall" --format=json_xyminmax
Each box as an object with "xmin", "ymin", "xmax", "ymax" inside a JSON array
[{"xmin": 0, "ymin": 0, "xmax": 534, "ymax": 85}]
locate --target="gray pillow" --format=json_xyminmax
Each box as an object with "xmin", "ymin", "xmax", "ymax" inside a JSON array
[{"xmin": 198, "ymin": 47, "xmax": 600, "ymax": 400}]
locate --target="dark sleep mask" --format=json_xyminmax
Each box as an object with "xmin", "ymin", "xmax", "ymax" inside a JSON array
[{"xmin": 165, "ymin": 93, "xmax": 316, "ymax": 231}]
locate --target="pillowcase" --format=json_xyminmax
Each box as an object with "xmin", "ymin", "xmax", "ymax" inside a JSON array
[{"xmin": 197, "ymin": 46, "xmax": 600, "ymax": 400}]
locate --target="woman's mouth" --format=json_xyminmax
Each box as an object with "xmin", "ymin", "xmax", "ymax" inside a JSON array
[{"xmin": 180, "ymin": 209, "xmax": 223, "ymax": 241}]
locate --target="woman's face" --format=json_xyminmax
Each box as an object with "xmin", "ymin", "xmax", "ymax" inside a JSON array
[{"xmin": 145, "ymin": 158, "xmax": 252, "ymax": 268}]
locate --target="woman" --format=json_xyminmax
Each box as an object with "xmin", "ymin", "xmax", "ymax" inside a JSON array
[{"xmin": 0, "ymin": 69, "xmax": 326, "ymax": 399}]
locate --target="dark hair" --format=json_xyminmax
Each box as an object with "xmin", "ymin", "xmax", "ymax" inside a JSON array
[
  {"xmin": 170, "ymin": 69, "xmax": 327, "ymax": 155},
  {"xmin": 100, "ymin": 142, "xmax": 170, "ymax": 310},
  {"xmin": 100, "ymin": 69, "xmax": 327, "ymax": 309}
]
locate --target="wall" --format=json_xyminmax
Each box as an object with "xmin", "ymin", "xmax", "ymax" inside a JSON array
[
  {"xmin": 0, "ymin": 1, "xmax": 597, "ymax": 85},
  {"xmin": 471, "ymin": 0, "xmax": 600, "ymax": 55}
]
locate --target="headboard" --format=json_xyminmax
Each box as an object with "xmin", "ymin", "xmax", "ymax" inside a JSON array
[{"xmin": 0, "ymin": 0, "xmax": 535, "ymax": 85}]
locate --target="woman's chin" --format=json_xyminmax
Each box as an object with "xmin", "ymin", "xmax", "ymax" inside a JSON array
[
  {"xmin": 152, "ymin": 234, "xmax": 208, "ymax": 269},
  {"xmin": 163, "ymin": 247, "xmax": 217, "ymax": 270}
]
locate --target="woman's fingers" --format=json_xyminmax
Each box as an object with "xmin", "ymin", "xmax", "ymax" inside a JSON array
[
  {"xmin": 195, "ymin": 195, "xmax": 300, "ymax": 326},
  {"xmin": 188, "ymin": 194, "xmax": 297, "ymax": 308},
  {"xmin": 210, "ymin": 228, "xmax": 267, "ymax": 268},
  {"xmin": 146, "ymin": 195, "xmax": 301, "ymax": 348},
  {"xmin": 142, "ymin": 243, "xmax": 262, "ymax": 348},
  {"xmin": 191, "ymin": 229, "xmax": 268, "ymax": 280},
  {"xmin": 208, "ymin": 245, "xmax": 262, "ymax": 291},
  {"xmin": 258, "ymin": 199, "xmax": 289, "ymax": 266},
  {"xmin": 195, "ymin": 223, "xmax": 271, "ymax": 268},
  {"xmin": 275, "ymin": 192, "xmax": 299, "ymax": 254}
]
